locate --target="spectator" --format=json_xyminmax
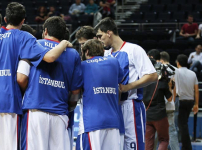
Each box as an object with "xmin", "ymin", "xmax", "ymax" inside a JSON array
[
  {"xmin": 69, "ymin": 0, "xmax": 86, "ymax": 16},
  {"xmin": 196, "ymin": 23, "xmax": 202, "ymax": 39},
  {"xmin": 99, "ymin": 0, "xmax": 116, "ymax": 18},
  {"xmin": 35, "ymin": 6, "xmax": 48, "ymax": 23},
  {"xmin": 188, "ymin": 45, "xmax": 202, "ymax": 77},
  {"xmin": 143, "ymin": 57, "xmax": 172, "ymax": 150},
  {"xmin": 48, "ymin": 6, "xmax": 64, "ymax": 19},
  {"xmin": 174, "ymin": 54, "xmax": 199, "ymax": 150},
  {"xmin": 177, "ymin": 15, "xmax": 198, "ymax": 42},
  {"xmin": 85, "ymin": 0, "xmax": 98, "ymax": 15},
  {"xmin": 21, "ymin": 24, "xmax": 37, "ymax": 37},
  {"xmin": 160, "ymin": 51, "xmax": 180, "ymax": 150}
]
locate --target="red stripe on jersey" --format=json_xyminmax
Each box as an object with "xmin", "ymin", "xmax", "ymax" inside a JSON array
[
  {"xmin": 1, "ymin": 26, "xmax": 14, "ymax": 30},
  {"xmin": 133, "ymin": 100, "xmax": 139, "ymax": 150},
  {"xmin": 45, "ymin": 38, "xmax": 60, "ymax": 43},
  {"xmin": 26, "ymin": 110, "xmax": 30, "ymax": 150},
  {"xmin": 88, "ymin": 133, "xmax": 93, "ymax": 150}
]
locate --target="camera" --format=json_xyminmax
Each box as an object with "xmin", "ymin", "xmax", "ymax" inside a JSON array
[{"xmin": 154, "ymin": 63, "xmax": 175, "ymax": 89}]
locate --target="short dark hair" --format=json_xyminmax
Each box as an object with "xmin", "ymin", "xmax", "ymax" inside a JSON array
[
  {"xmin": 43, "ymin": 16, "xmax": 66, "ymax": 41},
  {"xmin": 147, "ymin": 49, "xmax": 160, "ymax": 60},
  {"xmin": 6, "ymin": 2, "xmax": 26, "ymax": 26},
  {"xmin": 21, "ymin": 24, "xmax": 36, "ymax": 36},
  {"xmin": 76, "ymin": 26, "xmax": 96, "ymax": 40},
  {"xmin": 63, "ymin": 27, "xmax": 70, "ymax": 41},
  {"xmin": 0, "ymin": 14, "xmax": 2, "ymax": 25},
  {"xmin": 94, "ymin": 17, "xmax": 118, "ymax": 35},
  {"xmin": 82, "ymin": 39, "xmax": 104, "ymax": 57},
  {"xmin": 160, "ymin": 51, "xmax": 170, "ymax": 62},
  {"xmin": 176, "ymin": 54, "xmax": 188, "ymax": 67}
]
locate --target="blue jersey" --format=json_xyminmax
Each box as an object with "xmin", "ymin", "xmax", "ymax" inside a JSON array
[
  {"xmin": 0, "ymin": 27, "xmax": 48, "ymax": 114},
  {"xmin": 22, "ymin": 39, "xmax": 83, "ymax": 115},
  {"xmin": 78, "ymin": 56, "xmax": 124, "ymax": 134}
]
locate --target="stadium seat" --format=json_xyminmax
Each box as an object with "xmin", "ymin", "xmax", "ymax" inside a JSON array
[
  {"xmin": 130, "ymin": 13, "xmax": 143, "ymax": 23},
  {"xmin": 141, "ymin": 40, "xmax": 157, "ymax": 52},
  {"xmin": 183, "ymin": 48, "xmax": 195, "ymax": 56},
  {"xmin": 119, "ymin": 30, "xmax": 134, "ymax": 41},
  {"xmin": 158, "ymin": 40, "xmax": 174, "ymax": 50},
  {"xmin": 166, "ymin": 4, "xmax": 179, "ymax": 12},
  {"xmin": 187, "ymin": 0, "xmax": 200, "ymax": 4},
  {"xmin": 133, "ymin": 31, "xmax": 148, "ymax": 41},
  {"xmin": 148, "ymin": 0, "xmax": 159, "ymax": 5},
  {"xmin": 158, "ymin": 12, "xmax": 171, "ymax": 22},
  {"xmin": 152, "ymin": 4, "xmax": 165, "ymax": 12},
  {"xmin": 160, "ymin": 0, "xmax": 173, "ymax": 4},
  {"xmin": 194, "ymin": 4, "xmax": 202, "ymax": 12},
  {"xmin": 143, "ymin": 12, "xmax": 157, "ymax": 22},
  {"xmin": 180, "ymin": 4, "xmax": 193, "ymax": 12},
  {"xmin": 166, "ymin": 49, "xmax": 180, "ymax": 62},
  {"xmin": 171, "ymin": 12, "xmax": 186, "ymax": 22},
  {"xmin": 139, "ymin": 5, "xmax": 151, "ymax": 12},
  {"xmin": 148, "ymin": 31, "xmax": 167, "ymax": 41},
  {"xmin": 173, "ymin": 40, "xmax": 189, "ymax": 51},
  {"xmin": 173, "ymin": 0, "xmax": 187, "ymax": 4},
  {"xmin": 191, "ymin": 40, "xmax": 202, "ymax": 48}
]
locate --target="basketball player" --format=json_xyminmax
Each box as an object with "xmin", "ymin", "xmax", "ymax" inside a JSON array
[
  {"xmin": 76, "ymin": 39, "xmax": 124, "ymax": 150},
  {"xmin": 0, "ymin": 3, "xmax": 69, "ymax": 150},
  {"xmin": 18, "ymin": 16, "xmax": 83, "ymax": 150},
  {"xmin": 76, "ymin": 26, "xmax": 125, "ymax": 150},
  {"xmin": 95, "ymin": 17, "xmax": 158, "ymax": 150}
]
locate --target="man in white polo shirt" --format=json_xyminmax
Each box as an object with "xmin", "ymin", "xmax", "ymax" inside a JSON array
[
  {"xmin": 175, "ymin": 54, "xmax": 199, "ymax": 150},
  {"xmin": 188, "ymin": 45, "xmax": 202, "ymax": 77}
]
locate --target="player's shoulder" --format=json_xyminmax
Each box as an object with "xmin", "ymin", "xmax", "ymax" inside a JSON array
[
  {"xmin": 123, "ymin": 42, "xmax": 146, "ymax": 55},
  {"xmin": 65, "ymin": 47, "xmax": 80, "ymax": 56}
]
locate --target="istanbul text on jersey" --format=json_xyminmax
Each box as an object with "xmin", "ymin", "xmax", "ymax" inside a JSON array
[{"xmin": 39, "ymin": 75, "xmax": 65, "ymax": 88}]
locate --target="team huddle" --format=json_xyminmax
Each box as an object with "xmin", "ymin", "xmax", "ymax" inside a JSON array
[{"xmin": 0, "ymin": 2, "xmax": 158, "ymax": 150}]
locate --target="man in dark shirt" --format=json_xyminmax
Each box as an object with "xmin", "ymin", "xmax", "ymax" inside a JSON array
[{"xmin": 143, "ymin": 60, "xmax": 172, "ymax": 150}]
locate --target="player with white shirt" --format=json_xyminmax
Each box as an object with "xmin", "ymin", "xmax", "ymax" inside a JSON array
[
  {"xmin": 0, "ymin": 3, "xmax": 69, "ymax": 150},
  {"xmin": 95, "ymin": 17, "xmax": 158, "ymax": 150},
  {"xmin": 18, "ymin": 16, "xmax": 83, "ymax": 150},
  {"xmin": 76, "ymin": 39, "xmax": 124, "ymax": 150}
]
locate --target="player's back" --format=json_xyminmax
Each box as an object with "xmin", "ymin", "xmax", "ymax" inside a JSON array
[
  {"xmin": 80, "ymin": 56, "xmax": 122, "ymax": 133},
  {"xmin": 0, "ymin": 27, "xmax": 47, "ymax": 114},
  {"xmin": 22, "ymin": 39, "xmax": 82, "ymax": 115}
]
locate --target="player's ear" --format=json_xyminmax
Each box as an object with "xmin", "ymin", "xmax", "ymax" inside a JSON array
[
  {"xmin": 107, "ymin": 30, "xmax": 111, "ymax": 37},
  {"xmin": 44, "ymin": 28, "xmax": 48, "ymax": 36},
  {"xmin": 20, "ymin": 19, "xmax": 25, "ymax": 26},
  {"xmin": 4, "ymin": 17, "xmax": 7, "ymax": 23}
]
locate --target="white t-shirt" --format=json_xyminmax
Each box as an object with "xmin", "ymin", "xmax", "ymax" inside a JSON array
[
  {"xmin": 188, "ymin": 52, "xmax": 202, "ymax": 64},
  {"xmin": 17, "ymin": 60, "xmax": 31, "ymax": 76},
  {"xmin": 175, "ymin": 67, "xmax": 198, "ymax": 100},
  {"xmin": 199, "ymin": 24, "xmax": 202, "ymax": 37}
]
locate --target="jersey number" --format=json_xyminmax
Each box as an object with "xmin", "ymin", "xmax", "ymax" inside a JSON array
[{"xmin": 130, "ymin": 142, "xmax": 136, "ymax": 150}]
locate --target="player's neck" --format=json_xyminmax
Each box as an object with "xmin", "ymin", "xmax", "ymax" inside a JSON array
[
  {"xmin": 111, "ymin": 36, "xmax": 124, "ymax": 52},
  {"xmin": 6, "ymin": 24, "xmax": 20, "ymax": 30},
  {"xmin": 45, "ymin": 36, "xmax": 60, "ymax": 42}
]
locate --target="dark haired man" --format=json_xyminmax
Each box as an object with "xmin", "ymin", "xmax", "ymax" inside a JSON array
[
  {"xmin": 76, "ymin": 39, "xmax": 124, "ymax": 150},
  {"xmin": 95, "ymin": 17, "xmax": 158, "ymax": 150},
  {"xmin": 160, "ymin": 51, "xmax": 180, "ymax": 150},
  {"xmin": 76, "ymin": 26, "xmax": 96, "ymax": 48},
  {"xmin": 18, "ymin": 16, "xmax": 83, "ymax": 150},
  {"xmin": 0, "ymin": 2, "xmax": 69, "ymax": 149},
  {"xmin": 178, "ymin": 15, "xmax": 198, "ymax": 42},
  {"xmin": 175, "ymin": 54, "xmax": 199, "ymax": 150},
  {"xmin": 147, "ymin": 49, "xmax": 161, "ymax": 64}
]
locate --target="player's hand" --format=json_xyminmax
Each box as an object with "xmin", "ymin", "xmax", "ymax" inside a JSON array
[
  {"xmin": 66, "ymin": 41, "xmax": 73, "ymax": 47},
  {"xmin": 60, "ymin": 40, "xmax": 73, "ymax": 49},
  {"xmin": 196, "ymin": 35, "xmax": 200, "ymax": 39},
  {"xmin": 119, "ymin": 84, "xmax": 130, "ymax": 93},
  {"xmin": 191, "ymin": 55, "xmax": 194, "ymax": 59},
  {"xmin": 193, "ymin": 104, "xmax": 198, "ymax": 115}
]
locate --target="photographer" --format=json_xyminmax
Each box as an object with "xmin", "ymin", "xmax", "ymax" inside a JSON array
[
  {"xmin": 144, "ymin": 56, "xmax": 172, "ymax": 150},
  {"xmin": 174, "ymin": 54, "xmax": 199, "ymax": 150},
  {"xmin": 160, "ymin": 51, "xmax": 180, "ymax": 150}
]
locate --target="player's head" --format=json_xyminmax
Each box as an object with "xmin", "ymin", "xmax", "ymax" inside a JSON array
[
  {"xmin": 94, "ymin": 17, "xmax": 118, "ymax": 47},
  {"xmin": 187, "ymin": 14, "xmax": 193, "ymax": 24},
  {"xmin": 42, "ymin": 16, "xmax": 66, "ymax": 41},
  {"xmin": 76, "ymin": 0, "xmax": 81, "ymax": 4},
  {"xmin": 5, "ymin": 2, "xmax": 26, "ymax": 27},
  {"xmin": 0, "ymin": 14, "xmax": 2, "ymax": 27},
  {"xmin": 49, "ymin": 6, "xmax": 55, "ymax": 12},
  {"xmin": 76, "ymin": 26, "xmax": 96, "ymax": 48},
  {"xmin": 176, "ymin": 54, "xmax": 188, "ymax": 68},
  {"xmin": 21, "ymin": 24, "xmax": 36, "ymax": 36},
  {"xmin": 82, "ymin": 39, "xmax": 104, "ymax": 60},
  {"xmin": 195, "ymin": 44, "xmax": 202, "ymax": 54},
  {"xmin": 160, "ymin": 51, "xmax": 170, "ymax": 64},
  {"xmin": 147, "ymin": 49, "xmax": 160, "ymax": 61},
  {"xmin": 63, "ymin": 27, "xmax": 70, "ymax": 41}
]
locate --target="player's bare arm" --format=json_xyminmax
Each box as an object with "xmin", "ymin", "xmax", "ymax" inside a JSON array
[
  {"xmin": 17, "ymin": 73, "xmax": 28, "ymax": 92},
  {"xmin": 43, "ymin": 40, "xmax": 71, "ymax": 63},
  {"xmin": 120, "ymin": 72, "xmax": 158, "ymax": 92},
  {"xmin": 193, "ymin": 84, "xmax": 199, "ymax": 114},
  {"xmin": 68, "ymin": 89, "xmax": 81, "ymax": 112}
]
